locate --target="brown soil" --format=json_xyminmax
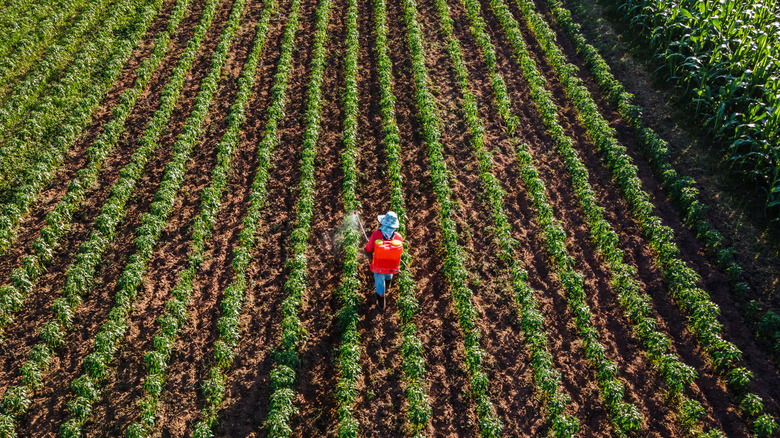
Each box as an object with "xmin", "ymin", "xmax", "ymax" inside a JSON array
[
  {"xmin": 0, "ymin": 0, "xmax": 778, "ymax": 435},
  {"xmin": 0, "ymin": 0, "xmax": 246, "ymax": 434},
  {"xmin": 150, "ymin": 0, "xmax": 320, "ymax": 433},
  {"xmin": 0, "ymin": 0, "xmax": 182, "ymax": 291}
]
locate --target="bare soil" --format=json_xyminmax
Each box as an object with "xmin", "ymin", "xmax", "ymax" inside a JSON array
[{"xmin": 0, "ymin": 0, "xmax": 777, "ymax": 435}]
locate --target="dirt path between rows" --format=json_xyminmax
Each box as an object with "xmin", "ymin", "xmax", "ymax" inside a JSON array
[
  {"xmin": 86, "ymin": 0, "xmax": 279, "ymax": 434},
  {"xmin": 350, "ymin": 0, "xmax": 409, "ymax": 434},
  {"xmin": 149, "ymin": 0, "xmax": 320, "ymax": 434},
  {"xmin": 0, "ymin": 0, "xmax": 179, "ymax": 286}
]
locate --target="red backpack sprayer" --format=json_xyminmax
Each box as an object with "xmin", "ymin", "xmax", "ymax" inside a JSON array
[{"xmin": 354, "ymin": 211, "xmax": 404, "ymax": 310}]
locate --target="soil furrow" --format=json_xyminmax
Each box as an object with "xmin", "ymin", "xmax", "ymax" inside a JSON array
[
  {"xmin": 415, "ymin": 0, "xmax": 544, "ymax": 435},
  {"xmin": 519, "ymin": 0, "xmax": 780, "ymax": 427},
  {"xmin": 4, "ymin": 0, "xmax": 242, "ymax": 434},
  {"xmin": 85, "ymin": 0, "xmax": 275, "ymax": 434},
  {"xmin": 151, "ymin": 0, "xmax": 319, "ymax": 432},
  {"xmin": 383, "ymin": 0, "xmax": 480, "ymax": 435},
  {"xmin": 350, "ymin": 0, "xmax": 408, "ymax": 434},
  {"xmin": 0, "ymin": 0, "xmax": 181, "ymax": 289},
  {"xmin": 288, "ymin": 0, "xmax": 350, "ymax": 433},
  {"xmin": 0, "ymin": 0, "xmax": 216, "ymax": 377}
]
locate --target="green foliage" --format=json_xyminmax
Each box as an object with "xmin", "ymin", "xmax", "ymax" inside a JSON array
[
  {"xmin": 532, "ymin": 0, "xmax": 778, "ymax": 433},
  {"xmin": 333, "ymin": 0, "xmax": 363, "ymax": 435},
  {"xmin": 124, "ymin": 0, "xmax": 280, "ymax": 434},
  {"xmin": 0, "ymin": 0, "xmax": 165, "ymax": 256},
  {"xmin": 264, "ymin": 0, "xmax": 332, "ymax": 434},
  {"xmin": 0, "ymin": 0, "xmax": 192, "ymax": 333},
  {"xmin": 431, "ymin": 0, "xmax": 576, "ymax": 433},
  {"xmin": 372, "ymin": 0, "xmax": 432, "ymax": 432},
  {"xmin": 617, "ymin": 0, "xmax": 780, "ymax": 214},
  {"xmin": 400, "ymin": 0, "xmax": 502, "ymax": 434},
  {"xmin": 545, "ymin": 0, "xmax": 780, "ymax": 367}
]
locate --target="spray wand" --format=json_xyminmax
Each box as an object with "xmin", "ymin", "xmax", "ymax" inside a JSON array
[{"xmin": 353, "ymin": 211, "xmax": 369, "ymax": 242}]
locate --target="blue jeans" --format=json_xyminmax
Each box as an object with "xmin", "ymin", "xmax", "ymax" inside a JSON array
[{"xmin": 373, "ymin": 273, "xmax": 393, "ymax": 296}]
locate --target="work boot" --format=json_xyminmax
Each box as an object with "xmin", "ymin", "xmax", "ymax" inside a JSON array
[
  {"xmin": 378, "ymin": 293, "xmax": 385, "ymax": 311},
  {"xmin": 385, "ymin": 278, "xmax": 391, "ymax": 291}
]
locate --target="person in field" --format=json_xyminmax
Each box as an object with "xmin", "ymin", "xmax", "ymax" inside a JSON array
[{"xmin": 364, "ymin": 211, "xmax": 403, "ymax": 310}]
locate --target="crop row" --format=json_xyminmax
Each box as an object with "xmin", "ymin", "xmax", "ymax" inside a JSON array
[
  {"xmin": 430, "ymin": 0, "xmax": 579, "ymax": 434},
  {"xmin": 0, "ymin": 0, "xmax": 165, "ymax": 255},
  {"xmin": 0, "ymin": 0, "xmax": 92, "ymax": 94},
  {"xmin": 616, "ymin": 0, "xmax": 780, "ymax": 216},
  {"xmin": 333, "ymin": 0, "xmax": 362, "ymax": 434},
  {"xmin": 0, "ymin": 0, "xmax": 221, "ymax": 434},
  {"xmin": 372, "ymin": 0, "xmax": 432, "ymax": 432},
  {"xmin": 0, "ymin": 0, "xmax": 191, "ymax": 333},
  {"xmin": 124, "ymin": 0, "xmax": 279, "ymax": 436},
  {"xmin": 187, "ymin": 1, "xmax": 305, "ymax": 437},
  {"xmin": 265, "ymin": 0, "xmax": 332, "ymax": 434},
  {"xmin": 0, "ymin": 0, "xmax": 219, "ymax": 336},
  {"xmin": 542, "ymin": 0, "xmax": 780, "ymax": 369},
  {"xmin": 492, "ymin": 0, "xmax": 728, "ymax": 434},
  {"xmin": 458, "ymin": 0, "xmax": 645, "ymax": 432},
  {"xmin": 59, "ymin": 0, "xmax": 246, "ymax": 435},
  {"xmin": 514, "ymin": 0, "xmax": 777, "ymax": 434},
  {"xmin": 400, "ymin": 0, "xmax": 503, "ymax": 435},
  {"xmin": 0, "ymin": 0, "xmax": 118, "ymax": 138}
]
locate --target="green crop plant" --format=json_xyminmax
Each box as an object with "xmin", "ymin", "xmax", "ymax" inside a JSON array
[
  {"xmin": 430, "ymin": 0, "xmax": 578, "ymax": 434},
  {"xmin": 456, "ymin": 0, "xmax": 646, "ymax": 433},
  {"xmin": 616, "ymin": 0, "xmax": 780, "ymax": 217},
  {"xmin": 543, "ymin": 0, "xmax": 780, "ymax": 368},
  {"xmin": 372, "ymin": 0, "xmax": 432, "ymax": 432},
  {"xmin": 512, "ymin": 0, "xmax": 778, "ymax": 434},
  {"xmin": 0, "ymin": 0, "xmax": 167, "ymax": 256},
  {"xmin": 263, "ymin": 0, "xmax": 332, "ymax": 434},
  {"xmin": 487, "ymin": 0, "xmax": 733, "ymax": 434},
  {"xmin": 0, "ymin": 0, "xmax": 93, "ymax": 95},
  {"xmin": 0, "ymin": 0, "xmax": 192, "ymax": 334},
  {"xmin": 0, "ymin": 0, "xmax": 121, "ymax": 138},
  {"xmin": 400, "ymin": 0, "xmax": 503, "ymax": 435},
  {"xmin": 333, "ymin": 0, "xmax": 362, "ymax": 435},
  {"xmin": 0, "ymin": 0, "xmax": 223, "ymax": 434},
  {"xmin": 183, "ymin": 0, "xmax": 302, "ymax": 436},
  {"xmin": 58, "ymin": 0, "xmax": 247, "ymax": 432}
]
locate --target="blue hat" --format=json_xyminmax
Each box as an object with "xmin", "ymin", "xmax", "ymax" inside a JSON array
[{"xmin": 377, "ymin": 211, "xmax": 399, "ymax": 228}]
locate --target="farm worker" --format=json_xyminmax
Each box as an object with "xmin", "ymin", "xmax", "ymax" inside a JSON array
[{"xmin": 365, "ymin": 211, "xmax": 403, "ymax": 309}]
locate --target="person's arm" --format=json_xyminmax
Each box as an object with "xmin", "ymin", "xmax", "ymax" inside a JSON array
[{"xmin": 365, "ymin": 230, "xmax": 379, "ymax": 253}]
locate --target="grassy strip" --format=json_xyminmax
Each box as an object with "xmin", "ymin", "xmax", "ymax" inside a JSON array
[
  {"xmin": 488, "ymin": 0, "xmax": 729, "ymax": 434},
  {"xmin": 186, "ymin": 0, "xmax": 304, "ymax": 436},
  {"xmin": 400, "ymin": 0, "xmax": 503, "ymax": 435},
  {"xmin": 123, "ymin": 0, "xmax": 280, "ymax": 435},
  {"xmin": 0, "ymin": 0, "xmax": 92, "ymax": 94},
  {"xmin": 544, "ymin": 0, "xmax": 780, "ymax": 369},
  {"xmin": 333, "ymin": 0, "xmax": 361, "ymax": 434},
  {"xmin": 57, "ymin": 0, "xmax": 246, "ymax": 434},
  {"xmin": 507, "ymin": 0, "xmax": 778, "ymax": 434},
  {"xmin": 0, "ymin": 0, "xmax": 192, "ymax": 333},
  {"xmin": 431, "ymin": 0, "xmax": 579, "ymax": 434},
  {"xmin": 0, "ymin": 0, "xmax": 222, "ymax": 433},
  {"xmin": 0, "ymin": 0, "xmax": 121, "ymax": 135},
  {"xmin": 0, "ymin": 0, "xmax": 166, "ymax": 253},
  {"xmin": 372, "ymin": 0, "xmax": 432, "ymax": 433},
  {"xmin": 458, "ymin": 0, "xmax": 644, "ymax": 433},
  {"xmin": 263, "ymin": 0, "xmax": 333, "ymax": 434}
]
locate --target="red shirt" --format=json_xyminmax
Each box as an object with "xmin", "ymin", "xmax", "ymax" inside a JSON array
[{"xmin": 365, "ymin": 230, "xmax": 403, "ymax": 273}]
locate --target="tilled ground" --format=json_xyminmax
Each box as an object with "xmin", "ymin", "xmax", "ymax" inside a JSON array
[{"xmin": 0, "ymin": 0, "xmax": 778, "ymax": 435}]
